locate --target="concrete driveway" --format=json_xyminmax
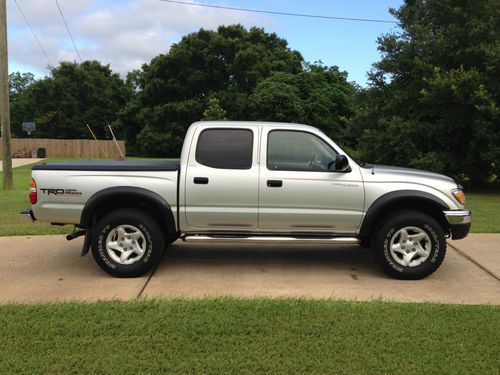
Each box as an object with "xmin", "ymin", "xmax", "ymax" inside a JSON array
[{"xmin": 0, "ymin": 234, "xmax": 498, "ymax": 305}]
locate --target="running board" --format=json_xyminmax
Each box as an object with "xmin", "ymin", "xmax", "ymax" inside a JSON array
[{"xmin": 182, "ymin": 235, "xmax": 360, "ymax": 245}]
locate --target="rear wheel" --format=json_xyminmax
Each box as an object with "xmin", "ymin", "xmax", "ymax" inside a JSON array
[
  {"xmin": 373, "ymin": 210, "xmax": 446, "ymax": 280},
  {"xmin": 91, "ymin": 209, "xmax": 165, "ymax": 277}
]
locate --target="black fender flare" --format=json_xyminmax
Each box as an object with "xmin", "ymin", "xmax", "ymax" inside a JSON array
[
  {"xmin": 359, "ymin": 190, "xmax": 449, "ymax": 239},
  {"xmin": 80, "ymin": 187, "xmax": 177, "ymax": 256}
]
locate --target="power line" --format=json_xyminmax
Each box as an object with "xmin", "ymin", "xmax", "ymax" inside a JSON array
[
  {"xmin": 158, "ymin": 0, "xmax": 398, "ymax": 24},
  {"xmin": 54, "ymin": 0, "xmax": 82, "ymax": 63},
  {"xmin": 13, "ymin": 0, "xmax": 54, "ymax": 67}
]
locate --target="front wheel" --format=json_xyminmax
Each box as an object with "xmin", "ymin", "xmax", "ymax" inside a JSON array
[
  {"xmin": 91, "ymin": 209, "xmax": 165, "ymax": 278},
  {"xmin": 373, "ymin": 210, "xmax": 446, "ymax": 280}
]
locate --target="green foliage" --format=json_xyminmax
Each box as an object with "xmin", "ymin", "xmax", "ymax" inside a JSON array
[
  {"xmin": 8, "ymin": 72, "xmax": 35, "ymax": 101},
  {"xmin": 9, "ymin": 61, "xmax": 132, "ymax": 139},
  {"xmin": 116, "ymin": 24, "xmax": 355, "ymax": 156},
  {"xmin": 250, "ymin": 72, "xmax": 304, "ymax": 122},
  {"xmin": 202, "ymin": 98, "xmax": 227, "ymax": 120},
  {"xmin": 9, "ymin": 72, "xmax": 36, "ymax": 136},
  {"xmin": 117, "ymin": 24, "xmax": 304, "ymax": 156},
  {"xmin": 350, "ymin": 0, "xmax": 500, "ymax": 186},
  {"xmin": 250, "ymin": 65, "xmax": 355, "ymax": 140}
]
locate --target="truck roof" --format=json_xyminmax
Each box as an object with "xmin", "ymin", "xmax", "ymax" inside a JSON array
[{"xmin": 190, "ymin": 121, "xmax": 321, "ymax": 133}]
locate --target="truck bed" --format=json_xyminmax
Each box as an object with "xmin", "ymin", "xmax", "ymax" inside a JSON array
[{"xmin": 32, "ymin": 160, "xmax": 180, "ymax": 171}]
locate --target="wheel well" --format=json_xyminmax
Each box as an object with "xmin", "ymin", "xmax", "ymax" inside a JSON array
[
  {"xmin": 362, "ymin": 198, "xmax": 449, "ymax": 241},
  {"xmin": 94, "ymin": 199, "xmax": 172, "ymax": 233},
  {"xmin": 81, "ymin": 187, "xmax": 178, "ymax": 241}
]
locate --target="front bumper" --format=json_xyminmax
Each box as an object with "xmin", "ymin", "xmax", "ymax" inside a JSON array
[{"xmin": 443, "ymin": 209, "xmax": 471, "ymax": 240}]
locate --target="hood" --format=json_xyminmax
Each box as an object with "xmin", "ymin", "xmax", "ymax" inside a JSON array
[{"xmin": 365, "ymin": 164, "xmax": 456, "ymax": 185}]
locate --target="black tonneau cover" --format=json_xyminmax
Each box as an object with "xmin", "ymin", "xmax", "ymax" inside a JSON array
[{"xmin": 32, "ymin": 160, "xmax": 180, "ymax": 171}]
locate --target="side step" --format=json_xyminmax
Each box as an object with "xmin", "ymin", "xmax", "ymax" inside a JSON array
[{"xmin": 182, "ymin": 235, "xmax": 360, "ymax": 245}]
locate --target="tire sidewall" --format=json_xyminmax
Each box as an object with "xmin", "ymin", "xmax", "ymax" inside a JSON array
[
  {"xmin": 375, "ymin": 213, "xmax": 445, "ymax": 279},
  {"xmin": 92, "ymin": 210, "xmax": 164, "ymax": 277}
]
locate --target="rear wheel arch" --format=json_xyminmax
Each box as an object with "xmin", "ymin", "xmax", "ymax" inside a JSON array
[
  {"xmin": 81, "ymin": 187, "xmax": 178, "ymax": 241},
  {"xmin": 360, "ymin": 190, "xmax": 450, "ymax": 242}
]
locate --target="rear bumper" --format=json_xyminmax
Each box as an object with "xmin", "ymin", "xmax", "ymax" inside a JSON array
[
  {"xmin": 19, "ymin": 209, "xmax": 36, "ymax": 223},
  {"xmin": 443, "ymin": 209, "xmax": 471, "ymax": 240}
]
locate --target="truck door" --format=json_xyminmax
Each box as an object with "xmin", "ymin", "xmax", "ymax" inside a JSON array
[
  {"xmin": 184, "ymin": 127, "xmax": 259, "ymax": 229},
  {"xmin": 258, "ymin": 128, "xmax": 364, "ymax": 234}
]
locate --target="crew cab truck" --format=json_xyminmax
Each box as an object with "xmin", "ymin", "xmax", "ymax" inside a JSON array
[{"xmin": 21, "ymin": 121, "xmax": 471, "ymax": 279}]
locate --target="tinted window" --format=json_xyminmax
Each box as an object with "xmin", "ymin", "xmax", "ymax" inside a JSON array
[
  {"xmin": 196, "ymin": 129, "xmax": 253, "ymax": 169},
  {"xmin": 267, "ymin": 130, "xmax": 337, "ymax": 171}
]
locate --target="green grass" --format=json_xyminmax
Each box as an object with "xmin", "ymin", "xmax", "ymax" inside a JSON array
[
  {"xmin": 0, "ymin": 298, "xmax": 498, "ymax": 374},
  {"xmin": 466, "ymin": 193, "xmax": 500, "ymax": 233},
  {"xmin": 0, "ymin": 159, "xmax": 499, "ymax": 235}
]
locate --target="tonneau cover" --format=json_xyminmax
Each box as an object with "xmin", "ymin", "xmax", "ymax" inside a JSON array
[{"xmin": 32, "ymin": 160, "xmax": 180, "ymax": 171}]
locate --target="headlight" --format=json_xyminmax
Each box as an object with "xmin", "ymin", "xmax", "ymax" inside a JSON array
[{"xmin": 451, "ymin": 189, "xmax": 465, "ymax": 204}]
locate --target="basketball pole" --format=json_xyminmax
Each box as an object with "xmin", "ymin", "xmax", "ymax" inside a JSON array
[
  {"xmin": 108, "ymin": 124, "xmax": 124, "ymax": 160},
  {"xmin": 86, "ymin": 124, "xmax": 109, "ymax": 159}
]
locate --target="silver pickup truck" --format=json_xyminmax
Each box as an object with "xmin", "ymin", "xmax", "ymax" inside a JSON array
[{"xmin": 21, "ymin": 121, "xmax": 471, "ymax": 279}]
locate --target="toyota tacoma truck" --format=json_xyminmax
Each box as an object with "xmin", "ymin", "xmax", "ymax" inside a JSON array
[{"xmin": 20, "ymin": 121, "xmax": 471, "ymax": 279}]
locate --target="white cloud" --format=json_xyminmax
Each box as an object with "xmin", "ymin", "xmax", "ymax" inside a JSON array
[{"xmin": 7, "ymin": 0, "xmax": 273, "ymax": 76}]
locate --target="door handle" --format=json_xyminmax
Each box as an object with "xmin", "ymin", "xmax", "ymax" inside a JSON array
[
  {"xmin": 267, "ymin": 180, "xmax": 283, "ymax": 188},
  {"xmin": 194, "ymin": 177, "xmax": 209, "ymax": 184}
]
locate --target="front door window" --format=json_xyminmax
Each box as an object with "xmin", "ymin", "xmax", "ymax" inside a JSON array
[{"xmin": 267, "ymin": 130, "xmax": 337, "ymax": 172}]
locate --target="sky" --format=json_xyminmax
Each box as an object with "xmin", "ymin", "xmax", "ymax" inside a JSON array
[{"xmin": 6, "ymin": 0, "xmax": 404, "ymax": 86}]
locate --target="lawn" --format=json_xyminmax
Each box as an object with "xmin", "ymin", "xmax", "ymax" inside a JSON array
[
  {"xmin": 0, "ymin": 298, "xmax": 498, "ymax": 374},
  {"xmin": 0, "ymin": 158, "xmax": 499, "ymax": 235},
  {"xmin": 465, "ymin": 193, "xmax": 500, "ymax": 233}
]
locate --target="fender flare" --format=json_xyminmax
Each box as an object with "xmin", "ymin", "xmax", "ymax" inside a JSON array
[
  {"xmin": 359, "ymin": 190, "xmax": 449, "ymax": 239},
  {"xmin": 80, "ymin": 186, "xmax": 177, "ymax": 236}
]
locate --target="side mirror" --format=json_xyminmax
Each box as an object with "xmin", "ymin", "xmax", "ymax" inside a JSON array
[{"xmin": 334, "ymin": 154, "xmax": 350, "ymax": 172}]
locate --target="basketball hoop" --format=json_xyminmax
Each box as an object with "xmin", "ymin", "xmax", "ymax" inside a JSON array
[{"xmin": 22, "ymin": 122, "xmax": 36, "ymax": 136}]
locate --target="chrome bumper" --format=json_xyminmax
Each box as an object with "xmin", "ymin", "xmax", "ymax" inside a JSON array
[
  {"xmin": 19, "ymin": 209, "xmax": 36, "ymax": 223},
  {"xmin": 443, "ymin": 209, "xmax": 471, "ymax": 225}
]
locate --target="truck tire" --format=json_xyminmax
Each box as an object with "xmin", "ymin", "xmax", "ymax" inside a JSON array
[
  {"xmin": 91, "ymin": 209, "xmax": 165, "ymax": 278},
  {"xmin": 372, "ymin": 210, "xmax": 446, "ymax": 280}
]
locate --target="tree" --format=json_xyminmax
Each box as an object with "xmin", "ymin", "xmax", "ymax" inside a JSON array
[
  {"xmin": 117, "ymin": 25, "xmax": 357, "ymax": 157},
  {"xmin": 250, "ymin": 65, "xmax": 355, "ymax": 142},
  {"xmin": 250, "ymin": 72, "xmax": 304, "ymax": 122},
  {"xmin": 8, "ymin": 72, "xmax": 34, "ymax": 101},
  {"xmin": 350, "ymin": 0, "xmax": 499, "ymax": 186},
  {"xmin": 9, "ymin": 72, "xmax": 35, "ymax": 136},
  {"xmin": 117, "ymin": 24, "xmax": 305, "ymax": 156},
  {"xmin": 10, "ymin": 61, "xmax": 132, "ymax": 139},
  {"xmin": 203, "ymin": 98, "xmax": 227, "ymax": 120}
]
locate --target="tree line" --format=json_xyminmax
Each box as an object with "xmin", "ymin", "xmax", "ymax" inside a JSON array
[{"xmin": 8, "ymin": 0, "xmax": 499, "ymax": 187}]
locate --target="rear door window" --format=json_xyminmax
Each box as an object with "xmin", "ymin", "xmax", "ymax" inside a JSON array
[{"xmin": 196, "ymin": 129, "xmax": 253, "ymax": 169}]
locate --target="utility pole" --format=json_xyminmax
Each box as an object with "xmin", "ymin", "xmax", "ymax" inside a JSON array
[{"xmin": 0, "ymin": 0, "xmax": 13, "ymax": 189}]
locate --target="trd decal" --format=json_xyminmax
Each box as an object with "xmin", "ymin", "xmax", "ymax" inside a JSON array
[{"xmin": 40, "ymin": 188, "xmax": 82, "ymax": 196}]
